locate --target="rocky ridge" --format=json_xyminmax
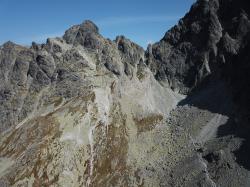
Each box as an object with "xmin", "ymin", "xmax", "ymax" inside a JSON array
[{"xmin": 0, "ymin": 0, "xmax": 250, "ymax": 186}]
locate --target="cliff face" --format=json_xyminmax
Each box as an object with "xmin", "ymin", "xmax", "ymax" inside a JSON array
[
  {"xmin": 149, "ymin": 0, "xmax": 250, "ymax": 96},
  {"xmin": 1, "ymin": 0, "xmax": 250, "ymax": 186},
  {"xmin": 0, "ymin": 21, "xmax": 184, "ymax": 186}
]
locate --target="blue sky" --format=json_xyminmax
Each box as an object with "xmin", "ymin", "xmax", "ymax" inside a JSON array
[{"xmin": 0, "ymin": 0, "xmax": 195, "ymax": 48}]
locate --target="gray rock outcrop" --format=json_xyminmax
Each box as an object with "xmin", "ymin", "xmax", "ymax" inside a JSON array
[{"xmin": 1, "ymin": 0, "xmax": 250, "ymax": 186}]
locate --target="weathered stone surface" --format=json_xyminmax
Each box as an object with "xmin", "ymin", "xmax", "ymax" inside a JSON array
[
  {"xmin": 0, "ymin": 18, "xmax": 184, "ymax": 187},
  {"xmin": 1, "ymin": 0, "xmax": 250, "ymax": 186},
  {"xmin": 63, "ymin": 20, "xmax": 101, "ymax": 49},
  {"xmin": 148, "ymin": 0, "xmax": 249, "ymax": 95}
]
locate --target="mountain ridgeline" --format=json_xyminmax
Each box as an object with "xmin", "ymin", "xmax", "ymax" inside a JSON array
[{"xmin": 0, "ymin": 0, "xmax": 250, "ymax": 186}]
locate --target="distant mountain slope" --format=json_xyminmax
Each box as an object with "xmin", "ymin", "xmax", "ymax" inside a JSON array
[{"xmin": 1, "ymin": 0, "xmax": 250, "ymax": 186}]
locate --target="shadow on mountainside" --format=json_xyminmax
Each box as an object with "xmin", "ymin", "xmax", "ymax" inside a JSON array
[{"xmin": 177, "ymin": 76, "xmax": 250, "ymax": 170}]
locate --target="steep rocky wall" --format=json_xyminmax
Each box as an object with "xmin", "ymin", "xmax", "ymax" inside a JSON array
[
  {"xmin": 1, "ymin": 0, "xmax": 250, "ymax": 186},
  {"xmin": 148, "ymin": 0, "xmax": 250, "ymax": 97},
  {"xmin": 0, "ymin": 21, "xmax": 185, "ymax": 186}
]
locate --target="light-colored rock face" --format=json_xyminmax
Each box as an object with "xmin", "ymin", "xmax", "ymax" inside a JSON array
[
  {"xmin": 1, "ymin": 0, "xmax": 250, "ymax": 185},
  {"xmin": 0, "ymin": 26, "xmax": 186, "ymax": 187},
  {"xmin": 2, "ymin": 36, "xmax": 230, "ymax": 186},
  {"xmin": 0, "ymin": 23, "xmax": 241, "ymax": 187}
]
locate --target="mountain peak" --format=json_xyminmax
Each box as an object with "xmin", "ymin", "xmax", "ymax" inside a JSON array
[
  {"xmin": 63, "ymin": 20, "xmax": 100, "ymax": 46},
  {"xmin": 1, "ymin": 1, "xmax": 250, "ymax": 186},
  {"xmin": 79, "ymin": 20, "xmax": 99, "ymax": 34}
]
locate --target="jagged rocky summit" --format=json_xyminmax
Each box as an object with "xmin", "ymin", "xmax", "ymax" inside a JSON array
[{"xmin": 1, "ymin": 0, "xmax": 250, "ymax": 186}]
